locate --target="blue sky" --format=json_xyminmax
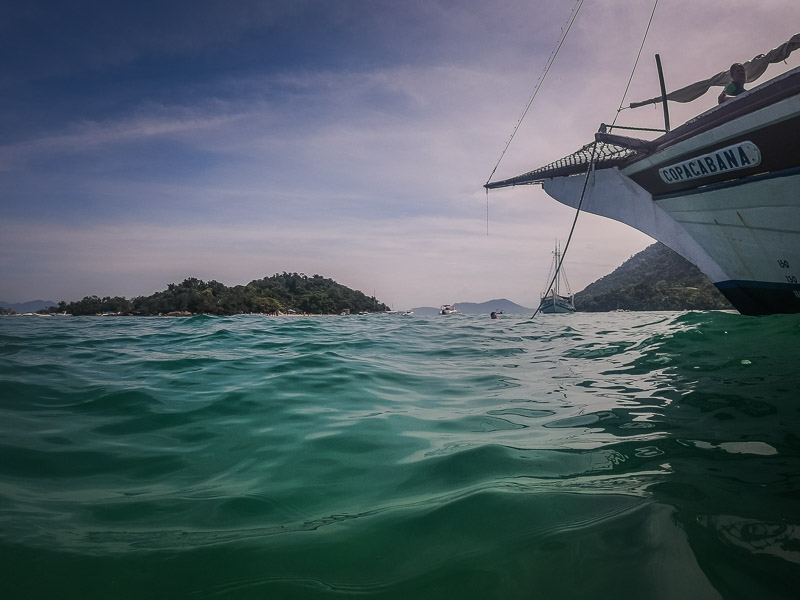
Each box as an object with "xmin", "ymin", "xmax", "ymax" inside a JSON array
[{"xmin": 1, "ymin": 0, "xmax": 797, "ymax": 308}]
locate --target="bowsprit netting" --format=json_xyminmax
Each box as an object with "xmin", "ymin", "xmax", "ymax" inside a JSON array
[{"xmin": 485, "ymin": 140, "xmax": 639, "ymax": 189}]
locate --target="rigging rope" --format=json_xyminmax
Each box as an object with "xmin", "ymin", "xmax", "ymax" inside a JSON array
[
  {"xmin": 484, "ymin": 0, "xmax": 585, "ymax": 236},
  {"xmin": 484, "ymin": 0, "xmax": 585, "ymax": 187},
  {"xmin": 530, "ymin": 141, "xmax": 597, "ymax": 319},
  {"xmin": 612, "ymin": 0, "xmax": 660, "ymax": 127}
]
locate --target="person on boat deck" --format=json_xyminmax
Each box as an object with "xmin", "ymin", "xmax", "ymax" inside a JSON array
[{"xmin": 718, "ymin": 63, "xmax": 746, "ymax": 103}]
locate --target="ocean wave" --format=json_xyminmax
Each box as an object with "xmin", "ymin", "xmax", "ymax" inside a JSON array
[{"xmin": 2, "ymin": 311, "xmax": 800, "ymax": 597}]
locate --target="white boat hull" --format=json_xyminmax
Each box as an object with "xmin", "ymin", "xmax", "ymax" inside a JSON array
[
  {"xmin": 656, "ymin": 170, "xmax": 800, "ymax": 312},
  {"xmin": 540, "ymin": 72, "xmax": 800, "ymax": 315},
  {"xmin": 538, "ymin": 295, "xmax": 576, "ymax": 314},
  {"xmin": 489, "ymin": 66, "xmax": 800, "ymax": 315},
  {"xmin": 544, "ymin": 167, "xmax": 800, "ymax": 315}
]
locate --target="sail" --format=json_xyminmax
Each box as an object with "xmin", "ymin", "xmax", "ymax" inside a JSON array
[{"xmin": 630, "ymin": 33, "xmax": 800, "ymax": 108}]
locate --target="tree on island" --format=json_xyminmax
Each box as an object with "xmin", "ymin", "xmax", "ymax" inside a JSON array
[{"xmin": 57, "ymin": 273, "xmax": 388, "ymax": 316}]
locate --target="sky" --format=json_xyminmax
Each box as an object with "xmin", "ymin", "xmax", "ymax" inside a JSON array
[{"xmin": 1, "ymin": 0, "xmax": 798, "ymax": 309}]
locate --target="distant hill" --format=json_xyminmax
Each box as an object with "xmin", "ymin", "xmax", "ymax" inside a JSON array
[
  {"xmin": 411, "ymin": 299, "xmax": 533, "ymax": 316},
  {"xmin": 0, "ymin": 300, "xmax": 57, "ymax": 313},
  {"xmin": 454, "ymin": 299, "xmax": 534, "ymax": 314},
  {"xmin": 574, "ymin": 243, "xmax": 733, "ymax": 312}
]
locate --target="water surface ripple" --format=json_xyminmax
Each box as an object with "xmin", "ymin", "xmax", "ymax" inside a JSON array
[{"xmin": 2, "ymin": 311, "xmax": 800, "ymax": 598}]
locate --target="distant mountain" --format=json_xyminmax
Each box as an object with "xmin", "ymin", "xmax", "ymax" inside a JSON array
[
  {"xmin": 0, "ymin": 300, "xmax": 58, "ymax": 313},
  {"xmin": 574, "ymin": 243, "xmax": 733, "ymax": 312},
  {"xmin": 454, "ymin": 299, "xmax": 534, "ymax": 314},
  {"xmin": 411, "ymin": 299, "xmax": 533, "ymax": 316}
]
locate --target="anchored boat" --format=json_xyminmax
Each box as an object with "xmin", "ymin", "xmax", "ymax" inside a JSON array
[
  {"xmin": 539, "ymin": 242, "xmax": 575, "ymax": 314},
  {"xmin": 487, "ymin": 34, "xmax": 800, "ymax": 316}
]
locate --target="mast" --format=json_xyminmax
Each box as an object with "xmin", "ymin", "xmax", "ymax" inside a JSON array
[
  {"xmin": 553, "ymin": 243, "xmax": 561, "ymax": 298},
  {"xmin": 655, "ymin": 54, "xmax": 671, "ymax": 132}
]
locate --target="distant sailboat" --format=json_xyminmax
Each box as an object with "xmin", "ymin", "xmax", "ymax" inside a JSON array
[{"xmin": 538, "ymin": 242, "xmax": 575, "ymax": 314}]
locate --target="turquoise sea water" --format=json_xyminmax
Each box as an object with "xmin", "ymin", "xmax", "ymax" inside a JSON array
[{"xmin": 2, "ymin": 311, "xmax": 800, "ymax": 599}]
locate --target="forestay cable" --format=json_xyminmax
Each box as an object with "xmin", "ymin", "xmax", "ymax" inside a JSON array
[
  {"xmin": 611, "ymin": 0, "xmax": 660, "ymax": 128},
  {"xmin": 484, "ymin": 0, "xmax": 585, "ymax": 187},
  {"xmin": 485, "ymin": 0, "xmax": 585, "ymax": 236}
]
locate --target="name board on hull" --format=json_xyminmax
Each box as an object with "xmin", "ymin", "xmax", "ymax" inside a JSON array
[{"xmin": 658, "ymin": 141, "xmax": 761, "ymax": 184}]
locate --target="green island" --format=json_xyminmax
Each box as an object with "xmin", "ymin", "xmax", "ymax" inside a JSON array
[{"xmin": 43, "ymin": 273, "xmax": 390, "ymax": 316}]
